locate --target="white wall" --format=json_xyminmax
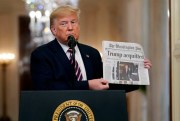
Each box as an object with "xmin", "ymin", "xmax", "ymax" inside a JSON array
[{"xmin": 171, "ymin": 0, "xmax": 180, "ymax": 121}]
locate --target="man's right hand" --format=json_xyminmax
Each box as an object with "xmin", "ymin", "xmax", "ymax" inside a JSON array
[{"xmin": 88, "ymin": 78, "xmax": 109, "ymax": 90}]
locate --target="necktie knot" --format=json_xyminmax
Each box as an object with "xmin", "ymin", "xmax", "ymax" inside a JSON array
[{"xmin": 67, "ymin": 48, "xmax": 73, "ymax": 53}]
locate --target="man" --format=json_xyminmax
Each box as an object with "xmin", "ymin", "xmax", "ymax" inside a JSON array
[{"xmin": 30, "ymin": 5, "xmax": 151, "ymax": 91}]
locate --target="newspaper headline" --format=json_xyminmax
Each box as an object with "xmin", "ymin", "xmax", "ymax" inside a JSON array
[{"xmin": 102, "ymin": 40, "xmax": 150, "ymax": 85}]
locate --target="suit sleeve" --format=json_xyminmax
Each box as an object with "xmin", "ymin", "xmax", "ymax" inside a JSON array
[
  {"xmin": 109, "ymin": 84, "xmax": 139, "ymax": 92},
  {"xmin": 30, "ymin": 49, "xmax": 56, "ymax": 90}
]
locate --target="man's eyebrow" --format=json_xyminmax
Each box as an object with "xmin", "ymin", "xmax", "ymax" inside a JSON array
[
  {"xmin": 60, "ymin": 21, "xmax": 68, "ymax": 23},
  {"xmin": 60, "ymin": 19, "xmax": 77, "ymax": 22}
]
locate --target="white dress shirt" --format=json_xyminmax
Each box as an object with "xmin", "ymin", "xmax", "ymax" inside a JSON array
[{"xmin": 58, "ymin": 41, "xmax": 87, "ymax": 81}]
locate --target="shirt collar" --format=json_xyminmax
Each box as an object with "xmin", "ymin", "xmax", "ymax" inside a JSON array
[{"xmin": 56, "ymin": 39, "xmax": 77, "ymax": 53}]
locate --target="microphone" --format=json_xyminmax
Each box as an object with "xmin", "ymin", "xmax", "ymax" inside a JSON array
[
  {"xmin": 68, "ymin": 35, "xmax": 77, "ymax": 49},
  {"xmin": 67, "ymin": 35, "xmax": 77, "ymax": 63}
]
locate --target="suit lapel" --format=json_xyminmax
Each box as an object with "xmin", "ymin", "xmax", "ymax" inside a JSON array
[
  {"xmin": 49, "ymin": 39, "xmax": 75, "ymax": 77},
  {"xmin": 49, "ymin": 40, "xmax": 93, "ymax": 80},
  {"xmin": 78, "ymin": 44, "xmax": 93, "ymax": 80}
]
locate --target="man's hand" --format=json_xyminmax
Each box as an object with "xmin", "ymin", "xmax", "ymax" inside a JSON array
[
  {"xmin": 144, "ymin": 58, "xmax": 152, "ymax": 69},
  {"xmin": 88, "ymin": 78, "xmax": 109, "ymax": 90}
]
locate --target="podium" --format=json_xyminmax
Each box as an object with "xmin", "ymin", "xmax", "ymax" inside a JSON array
[{"xmin": 19, "ymin": 90, "xmax": 128, "ymax": 121}]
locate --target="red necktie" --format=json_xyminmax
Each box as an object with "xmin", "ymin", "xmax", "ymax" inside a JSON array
[{"xmin": 68, "ymin": 48, "xmax": 83, "ymax": 81}]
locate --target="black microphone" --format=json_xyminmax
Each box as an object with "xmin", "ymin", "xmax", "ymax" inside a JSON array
[
  {"xmin": 67, "ymin": 35, "xmax": 77, "ymax": 65},
  {"xmin": 68, "ymin": 35, "xmax": 77, "ymax": 49}
]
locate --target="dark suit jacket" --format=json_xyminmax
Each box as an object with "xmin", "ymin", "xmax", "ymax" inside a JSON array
[
  {"xmin": 31, "ymin": 39, "xmax": 103, "ymax": 90},
  {"xmin": 30, "ymin": 39, "xmax": 138, "ymax": 91}
]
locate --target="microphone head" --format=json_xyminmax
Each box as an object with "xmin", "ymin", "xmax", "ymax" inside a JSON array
[{"xmin": 68, "ymin": 35, "xmax": 77, "ymax": 49}]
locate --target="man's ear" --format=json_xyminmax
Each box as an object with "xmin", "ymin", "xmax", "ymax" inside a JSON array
[{"xmin": 50, "ymin": 26, "xmax": 56, "ymax": 36}]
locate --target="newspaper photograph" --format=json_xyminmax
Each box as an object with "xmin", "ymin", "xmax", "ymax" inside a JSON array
[{"xmin": 102, "ymin": 40, "xmax": 150, "ymax": 85}]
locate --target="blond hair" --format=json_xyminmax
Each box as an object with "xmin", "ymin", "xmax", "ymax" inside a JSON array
[{"xmin": 50, "ymin": 5, "xmax": 80, "ymax": 27}]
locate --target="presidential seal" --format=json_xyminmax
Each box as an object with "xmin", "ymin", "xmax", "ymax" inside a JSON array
[{"xmin": 52, "ymin": 100, "xmax": 95, "ymax": 121}]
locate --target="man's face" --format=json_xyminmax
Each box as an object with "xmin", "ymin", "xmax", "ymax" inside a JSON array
[{"xmin": 51, "ymin": 13, "xmax": 80, "ymax": 45}]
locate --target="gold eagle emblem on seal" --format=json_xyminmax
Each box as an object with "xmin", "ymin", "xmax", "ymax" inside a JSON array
[{"xmin": 52, "ymin": 100, "xmax": 95, "ymax": 121}]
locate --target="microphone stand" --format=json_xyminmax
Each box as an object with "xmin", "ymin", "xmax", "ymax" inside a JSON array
[
  {"xmin": 72, "ymin": 48, "xmax": 76, "ymax": 67},
  {"xmin": 67, "ymin": 35, "xmax": 77, "ymax": 88}
]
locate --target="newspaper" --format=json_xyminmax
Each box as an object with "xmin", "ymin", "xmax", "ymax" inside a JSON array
[{"xmin": 102, "ymin": 40, "xmax": 150, "ymax": 85}]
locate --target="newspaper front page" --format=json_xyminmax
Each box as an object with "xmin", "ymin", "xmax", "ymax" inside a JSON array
[{"xmin": 102, "ymin": 40, "xmax": 150, "ymax": 85}]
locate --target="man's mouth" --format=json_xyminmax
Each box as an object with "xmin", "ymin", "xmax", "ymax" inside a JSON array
[{"xmin": 67, "ymin": 34, "xmax": 74, "ymax": 36}]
